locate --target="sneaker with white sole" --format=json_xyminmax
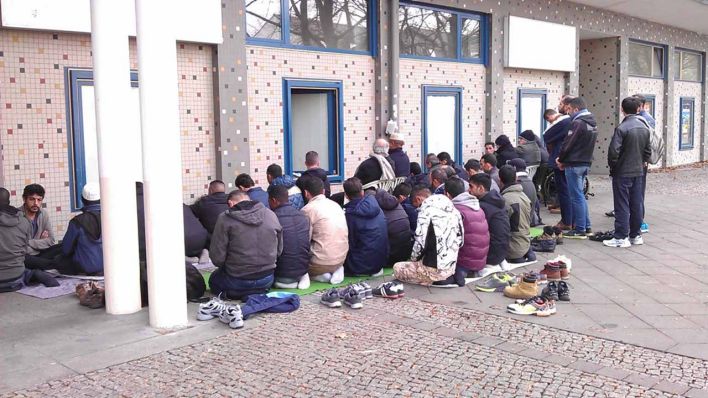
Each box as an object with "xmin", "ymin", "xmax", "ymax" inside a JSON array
[
  {"xmin": 640, "ymin": 222, "xmax": 649, "ymax": 233},
  {"xmin": 320, "ymin": 288, "xmax": 342, "ymax": 308},
  {"xmin": 218, "ymin": 304, "xmax": 244, "ymax": 329},
  {"xmin": 341, "ymin": 287, "xmax": 363, "ymax": 309},
  {"xmin": 372, "ymin": 281, "xmax": 405, "ymax": 299},
  {"xmin": 603, "ymin": 237, "xmax": 631, "ymax": 248},
  {"xmin": 358, "ymin": 281, "xmax": 373, "ymax": 299},
  {"xmin": 507, "ymin": 296, "xmax": 556, "ymax": 316},
  {"xmin": 630, "ymin": 236, "xmax": 644, "ymax": 245},
  {"xmin": 197, "ymin": 295, "xmax": 229, "ymax": 321}
]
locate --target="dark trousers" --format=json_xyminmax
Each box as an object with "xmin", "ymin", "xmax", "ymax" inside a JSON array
[
  {"xmin": 641, "ymin": 165, "xmax": 648, "ymax": 218},
  {"xmin": 208, "ymin": 268, "xmax": 274, "ymax": 300},
  {"xmin": 612, "ymin": 176, "xmax": 644, "ymax": 239},
  {"xmin": 554, "ymin": 168, "xmax": 572, "ymax": 225},
  {"xmin": 24, "ymin": 244, "xmax": 65, "ymax": 271},
  {"xmin": 433, "ymin": 267, "xmax": 468, "ymax": 287}
]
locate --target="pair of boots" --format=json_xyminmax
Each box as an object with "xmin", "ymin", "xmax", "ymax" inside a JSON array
[
  {"xmin": 539, "ymin": 260, "xmax": 570, "ymax": 281},
  {"xmin": 503, "ymin": 273, "xmax": 539, "ymax": 299}
]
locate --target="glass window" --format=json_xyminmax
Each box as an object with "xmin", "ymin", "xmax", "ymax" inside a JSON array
[
  {"xmin": 399, "ymin": 5, "xmax": 456, "ymax": 58},
  {"xmin": 288, "ymin": 0, "xmax": 369, "ymax": 51},
  {"xmin": 461, "ymin": 18, "xmax": 481, "ymax": 59},
  {"xmin": 518, "ymin": 90, "xmax": 546, "ymax": 141},
  {"xmin": 675, "ymin": 50, "xmax": 703, "ymax": 82},
  {"xmin": 679, "ymin": 98, "xmax": 695, "ymax": 150},
  {"xmin": 423, "ymin": 86, "xmax": 462, "ymax": 164},
  {"xmin": 629, "ymin": 41, "xmax": 664, "ymax": 78},
  {"xmin": 246, "ymin": 0, "xmax": 283, "ymax": 40}
]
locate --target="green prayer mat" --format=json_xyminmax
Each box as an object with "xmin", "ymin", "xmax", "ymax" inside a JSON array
[
  {"xmin": 529, "ymin": 226, "xmax": 543, "ymax": 238},
  {"xmin": 201, "ymin": 268, "xmax": 395, "ymax": 296}
]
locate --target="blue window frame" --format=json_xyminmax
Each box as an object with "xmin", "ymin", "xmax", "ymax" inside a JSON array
[
  {"xmin": 282, "ymin": 79, "xmax": 345, "ymax": 182},
  {"xmin": 517, "ymin": 88, "xmax": 547, "ymax": 142},
  {"xmin": 399, "ymin": 1, "xmax": 487, "ymax": 65},
  {"xmin": 628, "ymin": 39, "xmax": 666, "ymax": 79},
  {"xmin": 679, "ymin": 97, "xmax": 695, "ymax": 151},
  {"xmin": 246, "ymin": 0, "xmax": 378, "ymax": 56},
  {"xmin": 674, "ymin": 48, "xmax": 704, "ymax": 82},
  {"xmin": 65, "ymin": 68, "xmax": 139, "ymax": 210},
  {"xmin": 422, "ymin": 85, "xmax": 463, "ymax": 165},
  {"xmin": 641, "ymin": 94, "xmax": 656, "ymax": 119}
]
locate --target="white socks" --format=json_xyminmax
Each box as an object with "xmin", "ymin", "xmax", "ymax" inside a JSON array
[
  {"xmin": 330, "ymin": 266, "xmax": 344, "ymax": 285},
  {"xmin": 312, "ymin": 273, "xmax": 332, "ymax": 283},
  {"xmin": 297, "ymin": 273, "xmax": 311, "ymax": 289}
]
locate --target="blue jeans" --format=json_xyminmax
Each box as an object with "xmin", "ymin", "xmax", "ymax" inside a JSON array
[
  {"xmin": 565, "ymin": 166, "xmax": 590, "ymax": 233},
  {"xmin": 612, "ymin": 176, "xmax": 644, "ymax": 239},
  {"xmin": 209, "ymin": 268, "xmax": 274, "ymax": 300},
  {"xmin": 553, "ymin": 169, "xmax": 572, "ymax": 225}
]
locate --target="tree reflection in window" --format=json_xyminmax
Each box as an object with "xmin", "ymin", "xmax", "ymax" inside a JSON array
[
  {"xmin": 246, "ymin": 0, "xmax": 283, "ymax": 40},
  {"xmin": 399, "ymin": 5, "xmax": 456, "ymax": 58},
  {"xmin": 288, "ymin": 0, "xmax": 369, "ymax": 51}
]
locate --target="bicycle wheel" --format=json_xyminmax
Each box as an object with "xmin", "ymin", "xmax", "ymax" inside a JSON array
[{"xmin": 542, "ymin": 173, "xmax": 557, "ymax": 206}]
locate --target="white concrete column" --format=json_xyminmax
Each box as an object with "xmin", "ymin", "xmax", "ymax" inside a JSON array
[
  {"xmin": 89, "ymin": 0, "xmax": 142, "ymax": 314},
  {"xmin": 135, "ymin": 0, "xmax": 188, "ymax": 328}
]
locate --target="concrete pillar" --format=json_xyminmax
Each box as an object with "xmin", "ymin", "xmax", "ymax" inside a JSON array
[
  {"xmin": 701, "ymin": 53, "xmax": 708, "ymax": 162},
  {"xmin": 134, "ymin": 0, "xmax": 188, "ymax": 328},
  {"xmin": 89, "ymin": 0, "xmax": 142, "ymax": 315},
  {"xmin": 617, "ymin": 36, "xmax": 630, "ymax": 126},
  {"xmin": 567, "ymin": 29, "xmax": 580, "ymax": 96},
  {"xmin": 389, "ymin": 0, "xmax": 400, "ymax": 126},
  {"xmin": 664, "ymin": 45, "xmax": 677, "ymax": 167},
  {"xmin": 485, "ymin": 14, "xmax": 505, "ymax": 141},
  {"xmin": 374, "ymin": 0, "xmax": 392, "ymax": 137}
]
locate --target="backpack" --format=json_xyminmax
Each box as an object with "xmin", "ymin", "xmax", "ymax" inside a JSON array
[
  {"xmin": 638, "ymin": 116, "xmax": 664, "ymax": 165},
  {"xmin": 139, "ymin": 261, "xmax": 207, "ymax": 306}
]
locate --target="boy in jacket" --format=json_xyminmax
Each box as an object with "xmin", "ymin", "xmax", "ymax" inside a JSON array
[
  {"xmin": 343, "ymin": 178, "xmax": 389, "ymax": 276},
  {"xmin": 268, "ymin": 185, "xmax": 312, "ymax": 289}
]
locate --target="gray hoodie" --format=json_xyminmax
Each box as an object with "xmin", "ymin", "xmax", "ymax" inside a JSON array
[
  {"xmin": 209, "ymin": 201, "xmax": 283, "ymax": 279},
  {"xmin": 0, "ymin": 206, "xmax": 32, "ymax": 281},
  {"xmin": 451, "ymin": 192, "xmax": 481, "ymax": 211}
]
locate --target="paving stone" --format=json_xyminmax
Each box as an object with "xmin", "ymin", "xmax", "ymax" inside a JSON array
[
  {"xmin": 567, "ymin": 360, "xmax": 604, "ymax": 374},
  {"xmin": 622, "ymin": 373, "xmax": 661, "ymax": 389},
  {"xmin": 652, "ymin": 380, "xmax": 691, "ymax": 395},
  {"xmin": 686, "ymin": 388, "xmax": 708, "ymax": 398}
]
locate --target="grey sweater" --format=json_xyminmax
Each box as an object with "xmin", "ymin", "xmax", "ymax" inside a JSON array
[
  {"xmin": 0, "ymin": 206, "xmax": 31, "ymax": 281},
  {"xmin": 21, "ymin": 208, "xmax": 56, "ymax": 255}
]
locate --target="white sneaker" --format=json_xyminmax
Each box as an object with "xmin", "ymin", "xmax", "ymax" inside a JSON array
[
  {"xmin": 218, "ymin": 304, "xmax": 244, "ymax": 329},
  {"xmin": 198, "ymin": 249, "xmax": 211, "ymax": 264},
  {"xmin": 629, "ymin": 236, "xmax": 644, "ymax": 245},
  {"xmin": 197, "ymin": 295, "xmax": 229, "ymax": 321},
  {"xmin": 603, "ymin": 237, "xmax": 631, "ymax": 248}
]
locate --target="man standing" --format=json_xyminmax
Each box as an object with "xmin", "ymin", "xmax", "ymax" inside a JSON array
[
  {"xmin": 209, "ymin": 190, "xmax": 282, "ymax": 299},
  {"xmin": 0, "ymin": 187, "xmax": 32, "ymax": 291},
  {"xmin": 354, "ymin": 139, "xmax": 396, "ymax": 185},
  {"xmin": 190, "ymin": 180, "xmax": 229, "ymax": 234},
  {"xmin": 296, "ymin": 151, "xmax": 331, "ymax": 198},
  {"xmin": 21, "ymin": 184, "xmax": 61, "ymax": 270},
  {"xmin": 544, "ymin": 98, "xmax": 573, "ymax": 228},
  {"xmin": 343, "ymin": 178, "xmax": 389, "ymax": 276},
  {"xmin": 268, "ymin": 185, "xmax": 311, "ymax": 289},
  {"xmin": 633, "ymin": 94, "xmax": 657, "ymax": 233},
  {"xmin": 388, "ymin": 133, "xmax": 410, "ymax": 178},
  {"xmin": 236, "ymin": 173, "xmax": 270, "ymax": 209},
  {"xmin": 633, "ymin": 94, "xmax": 656, "ymax": 129},
  {"xmin": 603, "ymin": 97, "xmax": 652, "ymax": 248},
  {"xmin": 61, "ymin": 183, "xmax": 104, "ymax": 275},
  {"xmin": 557, "ymin": 96, "xmax": 597, "ymax": 239}
]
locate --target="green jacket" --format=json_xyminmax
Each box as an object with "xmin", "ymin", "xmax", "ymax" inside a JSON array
[{"xmin": 501, "ymin": 184, "xmax": 531, "ymax": 260}]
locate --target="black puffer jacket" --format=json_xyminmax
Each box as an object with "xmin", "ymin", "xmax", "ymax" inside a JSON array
[
  {"xmin": 297, "ymin": 168, "xmax": 331, "ymax": 198},
  {"xmin": 373, "ymin": 190, "xmax": 413, "ymax": 265},
  {"xmin": 273, "ymin": 203, "xmax": 311, "ymax": 279},
  {"xmin": 558, "ymin": 112, "xmax": 598, "ymax": 167},
  {"xmin": 478, "ymin": 190, "xmax": 510, "ymax": 266},
  {"xmin": 608, "ymin": 115, "xmax": 652, "ymax": 178},
  {"xmin": 190, "ymin": 192, "xmax": 229, "ymax": 234}
]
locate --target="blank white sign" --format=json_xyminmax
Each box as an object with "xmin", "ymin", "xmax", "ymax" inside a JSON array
[
  {"xmin": 505, "ymin": 16, "xmax": 576, "ymax": 72},
  {"xmin": 426, "ymin": 95, "xmax": 457, "ymax": 158}
]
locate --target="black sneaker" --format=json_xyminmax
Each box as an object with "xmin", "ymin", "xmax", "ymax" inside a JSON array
[
  {"xmin": 341, "ymin": 287, "xmax": 363, "ymax": 309},
  {"xmin": 372, "ymin": 281, "xmax": 404, "ymax": 299},
  {"xmin": 564, "ymin": 231, "xmax": 588, "ymax": 240},
  {"xmin": 585, "ymin": 228, "xmax": 593, "ymax": 236},
  {"xmin": 542, "ymin": 281, "xmax": 559, "ymax": 301},
  {"xmin": 531, "ymin": 239, "xmax": 556, "ymax": 253},
  {"xmin": 558, "ymin": 281, "xmax": 571, "ymax": 301},
  {"xmin": 320, "ymin": 288, "xmax": 342, "ymax": 308},
  {"xmin": 605, "ymin": 210, "xmax": 615, "ymax": 217}
]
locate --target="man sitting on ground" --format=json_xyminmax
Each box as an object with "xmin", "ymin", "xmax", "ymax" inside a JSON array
[
  {"xmin": 499, "ymin": 165, "xmax": 536, "ymax": 264},
  {"xmin": 300, "ymin": 176, "xmax": 348, "ymax": 284},
  {"xmin": 406, "ymin": 154, "xmax": 438, "ymax": 188},
  {"xmin": 469, "ymin": 174, "xmax": 510, "ymax": 273},
  {"xmin": 354, "ymin": 139, "xmax": 396, "ymax": 186},
  {"xmin": 21, "ymin": 184, "xmax": 62, "ymax": 270},
  {"xmin": 343, "ymin": 178, "xmax": 389, "ymax": 276},
  {"xmin": 393, "ymin": 188, "xmax": 463, "ymax": 286},
  {"xmin": 435, "ymin": 178, "xmax": 489, "ymax": 286},
  {"xmin": 508, "ymin": 158, "xmax": 541, "ymax": 227},
  {"xmin": 0, "ymin": 187, "xmax": 32, "ymax": 292},
  {"xmin": 183, "ymin": 203, "xmax": 208, "ymax": 263},
  {"xmin": 190, "ymin": 180, "xmax": 229, "ymax": 235},
  {"xmin": 394, "ymin": 182, "xmax": 417, "ymax": 231},
  {"xmin": 438, "ymin": 152, "xmax": 470, "ymax": 181},
  {"xmin": 296, "ymin": 151, "xmax": 331, "ymax": 198},
  {"xmin": 429, "ymin": 167, "xmax": 448, "ymax": 195},
  {"xmin": 268, "ymin": 185, "xmax": 311, "ymax": 289},
  {"xmin": 373, "ymin": 188, "xmax": 412, "ymax": 266},
  {"xmin": 267, "ymin": 164, "xmax": 304, "ymax": 210},
  {"xmin": 61, "ymin": 183, "xmax": 105, "ymax": 275},
  {"xmin": 209, "ymin": 190, "xmax": 282, "ymax": 299},
  {"xmin": 480, "ymin": 153, "xmax": 501, "ymax": 192},
  {"xmin": 236, "ymin": 173, "xmax": 270, "ymax": 209}
]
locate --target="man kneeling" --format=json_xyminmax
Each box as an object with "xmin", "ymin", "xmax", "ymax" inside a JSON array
[
  {"xmin": 209, "ymin": 190, "xmax": 283, "ymax": 299},
  {"xmin": 393, "ymin": 188, "xmax": 463, "ymax": 286}
]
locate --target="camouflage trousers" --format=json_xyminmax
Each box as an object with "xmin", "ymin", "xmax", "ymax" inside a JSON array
[{"xmin": 393, "ymin": 261, "xmax": 453, "ymax": 286}]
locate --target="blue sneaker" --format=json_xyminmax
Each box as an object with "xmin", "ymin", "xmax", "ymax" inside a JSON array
[{"xmin": 640, "ymin": 223, "xmax": 649, "ymax": 233}]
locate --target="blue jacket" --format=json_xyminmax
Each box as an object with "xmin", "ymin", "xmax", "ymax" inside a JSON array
[
  {"xmin": 247, "ymin": 187, "xmax": 270, "ymax": 209},
  {"xmin": 273, "ymin": 203, "xmax": 311, "ymax": 279},
  {"xmin": 639, "ymin": 110, "xmax": 656, "ymax": 129},
  {"xmin": 270, "ymin": 175, "xmax": 305, "ymax": 210},
  {"xmin": 344, "ymin": 195, "xmax": 389, "ymax": 275},
  {"xmin": 543, "ymin": 116, "xmax": 572, "ymax": 169},
  {"xmin": 401, "ymin": 198, "xmax": 418, "ymax": 231},
  {"xmin": 62, "ymin": 204, "xmax": 103, "ymax": 274},
  {"xmin": 388, "ymin": 148, "xmax": 411, "ymax": 177}
]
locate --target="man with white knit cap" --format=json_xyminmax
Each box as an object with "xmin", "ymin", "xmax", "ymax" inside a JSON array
[{"xmin": 61, "ymin": 182, "xmax": 104, "ymax": 275}]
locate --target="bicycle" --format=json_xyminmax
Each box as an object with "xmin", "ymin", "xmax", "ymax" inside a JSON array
[{"xmin": 541, "ymin": 171, "xmax": 592, "ymax": 207}]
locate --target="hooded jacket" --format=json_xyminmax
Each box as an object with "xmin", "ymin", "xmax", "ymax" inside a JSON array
[
  {"xmin": 543, "ymin": 115, "xmax": 572, "ymax": 169},
  {"xmin": 478, "ymin": 190, "xmax": 510, "ymax": 266},
  {"xmin": 297, "ymin": 167, "xmax": 331, "ymax": 198},
  {"xmin": 388, "ymin": 147, "xmax": 411, "ymax": 178},
  {"xmin": 608, "ymin": 114, "xmax": 652, "ymax": 178},
  {"xmin": 270, "ymin": 175, "xmax": 305, "ymax": 210},
  {"xmin": 517, "ymin": 172, "xmax": 538, "ymax": 212},
  {"xmin": 62, "ymin": 203, "xmax": 104, "ymax": 274},
  {"xmin": 495, "ymin": 135, "xmax": 518, "ymax": 167},
  {"xmin": 246, "ymin": 187, "xmax": 270, "ymax": 209},
  {"xmin": 209, "ymin": 201, "xmax": 283, "ymax": 279},
  {"xmin": 190, "ymin": 192, "xmax": 229, "ymax": 234},
  {"xmin": 412, "ymin": 195, "xmax": 463, "ymax": 273},
  {"xmin": 452, "ymin": 193, "xmax": 490, "ymax": 272},
  {"xmin": 344, "ymin": 195, "xmax": 389, "ymax": 275},
  {"xmin": 558, "ymin": 111, "xmax": 598, "ymax": 167},
  {"xmin": 354, "ymin": 156, "xmax": 395, "ymax": 185},
  {"xmin": 301, "ymin": 194, "xmax": 349, "ymax": 269},
  {"xmin": 21, "ymin": 208, "xmax": 56, "ymax": 256},
  {"xmin": 273, "ymin": 203, "xmax": 311, "ymax": 279},
  {"xmin": 0, "ymin": 205, "xmax": 31, "ymax": 281},
  {"xmin": 374, "ymin": 189, "xmax": 413, "ymax": 265},
  {"xmin": 515, "ymin": 141, "xmax": 541, "ymax": 166},
  {"xmin": 183, "ymin": 204, "xmax": 208, "ymax": 257},
  {"xmin": 501, "ymin": 184, "xmax": 531, "ymax": 260},
  {"xmin": 401, "ymin": 197, "xmax": 418, "ymax": 231}
]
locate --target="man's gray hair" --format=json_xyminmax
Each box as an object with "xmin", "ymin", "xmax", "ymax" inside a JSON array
[{"xmin": 373, "ymin": 138, "xmax": 389, "ymax": 155}]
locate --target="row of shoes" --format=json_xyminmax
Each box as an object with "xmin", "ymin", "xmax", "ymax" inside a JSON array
[
  {"xmin": 320, "ymin": 281, "xmax": 405, "ymax": 309},
  {"xmin": 530, "ymin": 226, "xmax": 565, "ymax": 253},
  {"xmin": 197, "ymin": 295, "xmax": 244, "ymax": 329}
]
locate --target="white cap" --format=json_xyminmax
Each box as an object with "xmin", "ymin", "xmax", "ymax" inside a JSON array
[
  {"xmin": 82, "ymin": 182, "xmax": 101, "ymax": 201},
  {"xmin": 389, "ymin": 132, "xmax": 405, "ymax": 142}
]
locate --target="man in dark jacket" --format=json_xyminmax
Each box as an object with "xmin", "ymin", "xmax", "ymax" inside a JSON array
[
  {"xmin": 354, "ymin": 139, "xmax": 396, "ymax": 186},
  {"xmin": 0, "ymin": 187, "xmax": 32, "ymax": 290},
  {"xmin": 557, "ymin": 96, "xmax": 598, "ymax": 239},
  {"xmin": 469, "ymin": 173, "xmax": 510, "ymax": 272},
  {"xmin": 61, "ymin": 183, "xmax": 104, "ymax": 275},
  {"xmin": 394, "ymin": 182, "xmax": 418, "ymax": 231},
  {"xmin": 266, "ymin": 164, "xmax": 304, "ymax": 210},
  {"xmin": 604, "ymin": 97, "xmax": 652, "ymax": 248},
  {"xmin": 236, "ymin": 173, "xmax": 270, "ymax": 209},
  {"xmin": 544, "ymin": 103, "xmax": 573, "ymax": 228},
  {"xmin": 373, "ymin": 189, "xmax": 413, "ymax": 266},
  {"xmin": 480, "ymin": 153, "xmax": 501, "ymax": 192},
  {"xmin": 296, "ymin": 151, "xmax": 331, "ymax": 198},
  {"xmin": 183, "ymin": 204, "xmax": 208, "ymax": 260},
  {"xmin": 190, "ymin": 180, "xmax": 229, "ymax": 234},
  {"xmin": 209, "ymin": 190, "xmax": 283, "ymax": 299},
  {"xmin": 494, "ymin": 135, "xmax": 517, "ymax": 166},
  {"xmin": 388, "ymin": 133, "xmax": 410, "ymax": 178},
  {"xmin": 343, "ymin": 178, "xmax": 389, "ymax": 276},
  {"xmin": 406, "ymin": 153, "xmax": 439, "ymax": 188},
  {"xmin": 268, "ymin": 185, "xmax": 312, "ymax": 289},
  {"xmin": 438, "ymin": 152, "xmax": 469, "ymax": 181}
]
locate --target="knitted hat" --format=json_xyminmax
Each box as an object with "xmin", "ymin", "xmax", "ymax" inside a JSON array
[
  {"xmin": 507, "ymin": 158, "xmax": 527, "ymax": 172},
  {"xmin": 82, "ymin": 182, "xmax": 101, "ymax": 201},
  {"xmin": 520, "ymin": 130, "xmax": 536, "ymax": 142}
]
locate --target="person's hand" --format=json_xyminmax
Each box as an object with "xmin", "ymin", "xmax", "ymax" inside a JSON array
[
  {"xmin": 555, "ymin": 157, "xmax": 564, "ymax": 170},
  {"xmin": 40, "ymin": 230, "xmax": 49, "ymax": 239}
]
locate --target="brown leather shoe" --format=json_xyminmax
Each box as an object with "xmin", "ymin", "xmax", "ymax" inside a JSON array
[{"xmin": 554, "ymin": 222, "xmax": 572, "ymax": 231}]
